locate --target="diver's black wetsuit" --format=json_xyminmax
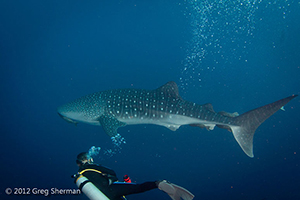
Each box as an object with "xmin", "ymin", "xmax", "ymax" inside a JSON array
[{"xmin": 79, "ymin": 163, "xmax": 157, "ymax": 200}]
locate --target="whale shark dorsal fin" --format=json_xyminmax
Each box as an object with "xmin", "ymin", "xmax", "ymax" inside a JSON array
[{"xmin": 156, "ymin": 81, "xmax": 182, "ymax": 99}]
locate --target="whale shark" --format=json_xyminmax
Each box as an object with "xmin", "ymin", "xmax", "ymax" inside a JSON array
[{"xmin": 57, "ymin": 81, "xmax": 297, "ymax": 157}]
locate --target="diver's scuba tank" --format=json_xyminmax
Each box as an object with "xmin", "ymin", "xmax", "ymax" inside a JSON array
[{"xmin": 75, "ymin": 174, "xmax": 110, "ymax": 200}]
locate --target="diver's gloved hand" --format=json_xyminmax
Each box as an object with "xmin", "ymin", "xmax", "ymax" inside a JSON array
[{"xmin": 157, "ymin": 180, "xmax": 195, "ymax": 200}]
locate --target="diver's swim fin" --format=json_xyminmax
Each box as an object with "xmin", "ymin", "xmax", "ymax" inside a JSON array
[{"xmin": 158, "ymin": 180, "xmax": 195, "ymax": 200}]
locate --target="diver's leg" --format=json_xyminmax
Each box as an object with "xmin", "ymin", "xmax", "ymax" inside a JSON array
[{"xmin": 109, "ymin": 181, "xmax": 157, "ymax": 198}]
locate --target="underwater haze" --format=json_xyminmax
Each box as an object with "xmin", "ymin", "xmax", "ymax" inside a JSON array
[{"xmin": 1, "ymin": 0, "xmax": 300, "ymax": 200}]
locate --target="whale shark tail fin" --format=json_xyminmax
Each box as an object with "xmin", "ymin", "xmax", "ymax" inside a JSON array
[{"xmin": 231, "ymin": 95, "xmax": 297, "ymax": 157}]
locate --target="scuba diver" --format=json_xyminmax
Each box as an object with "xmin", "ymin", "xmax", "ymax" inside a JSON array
[{"xmin": 73, "ymin": 152, "xmax": 194, "ymax": 200}]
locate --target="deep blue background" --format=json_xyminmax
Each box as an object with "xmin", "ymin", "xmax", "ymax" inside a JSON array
[{"xmin": 1, "ymin": 0, "xmax": 299, "ymax": 200}]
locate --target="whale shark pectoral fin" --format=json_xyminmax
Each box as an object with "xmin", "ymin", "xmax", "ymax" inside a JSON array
[{"xmin": 98, "ymin": 115, "xmax": 126, "ymax": 138}]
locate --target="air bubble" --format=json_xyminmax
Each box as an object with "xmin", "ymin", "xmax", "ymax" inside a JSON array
[{"xmin": 179, "ymin": 0, "xmax": 291, "ymax": 92}]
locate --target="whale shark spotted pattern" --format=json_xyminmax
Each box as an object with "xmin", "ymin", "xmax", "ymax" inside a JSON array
[{"xmin": 57, "ymin": 81, "xmax": 297, "ymax": 157}]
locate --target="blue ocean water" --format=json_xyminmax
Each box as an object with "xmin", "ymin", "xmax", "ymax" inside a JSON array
[{"xmin": 1, "ymin": 0, "xmax": 299, "ymax": 200}]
